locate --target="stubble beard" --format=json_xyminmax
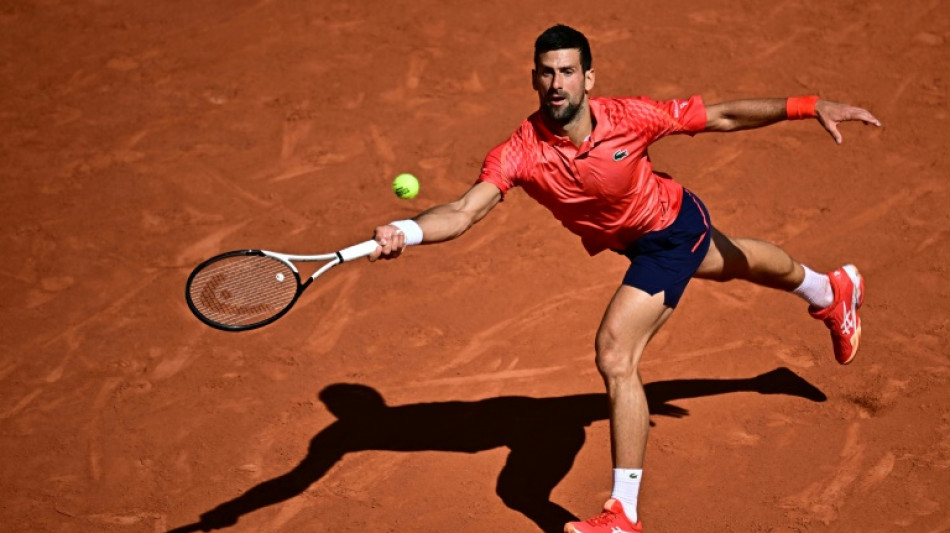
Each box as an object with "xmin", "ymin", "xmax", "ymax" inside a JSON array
[{"xmin": 543, "ymin": 94, "xmax": 582, "ymax": 126}]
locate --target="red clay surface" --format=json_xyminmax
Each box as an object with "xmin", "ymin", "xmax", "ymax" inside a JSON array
[{"xmin": 3, "ymin": 1, "xmax": 949, "ymax": 532}]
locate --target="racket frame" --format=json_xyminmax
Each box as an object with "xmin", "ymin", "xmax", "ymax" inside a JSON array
[{"xmin": 185, "ymin": 239, "xmax": 379, "ymax": 332}]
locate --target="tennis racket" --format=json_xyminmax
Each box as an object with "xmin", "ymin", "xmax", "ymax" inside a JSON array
[{"xmin": 185, "ymin": 239, "xmax": 380, "ymax": 331}]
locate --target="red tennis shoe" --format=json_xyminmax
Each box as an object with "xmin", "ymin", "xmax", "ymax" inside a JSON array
[
  {"xmin": 809, "ymin": 264, "xmax": 864, "ymax": 364},
  {"xmin": 565, "ymin": 499, "xmax": 642, "ymax": 533}
]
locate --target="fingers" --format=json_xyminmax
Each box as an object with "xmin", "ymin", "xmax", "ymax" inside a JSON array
[
  {"xmin": 840, "ymin": 106, "xmax": 881, "ymax": 127},
  {"xmin": 857, "ymin": 109, "xmax": 882, "ymax": 127},
  {"xmin": 368, "ymin": 225, "xmax": 407, "ymax": 262},
  {"xmin": 817, "ymin": 101, "xmax": 881, "ymax": 145},
  {"xmin": 818, "ymin": 116, "xmax": 844, "ymax": 145},
  {"xmin": 818, "ymin": 100, "xmax": 882, "ymax": 127},
  {"xmin": 829, "ymin": 124, "xmax": 843, "ymax": 145}
]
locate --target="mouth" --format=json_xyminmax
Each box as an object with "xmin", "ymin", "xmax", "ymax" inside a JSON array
[{"xmin": 547, "ymin": 92, "xmax": 567, "ymax": 106}]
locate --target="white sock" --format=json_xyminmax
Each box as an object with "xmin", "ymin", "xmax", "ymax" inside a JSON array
[
  {"xmin": 793, "ymin": 266, "xmax": 833, "ymax": 309},
  {"xmin": 611, "ymin": 468, "xmax": 642, "ymax": 522}
]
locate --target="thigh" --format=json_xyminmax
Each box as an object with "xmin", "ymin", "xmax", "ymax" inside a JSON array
[
  {"xmin": 621, "ymin": 190, "xmax": 712, "ymax": 307},
  {"xmin": 596, "ymin": 285, "xmax": 674, "ymax": 371}
]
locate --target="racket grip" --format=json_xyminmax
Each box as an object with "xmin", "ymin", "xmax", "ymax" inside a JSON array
[{"xmin": 337, "ymin": 239, "xmax": 381, "ymax": 262}]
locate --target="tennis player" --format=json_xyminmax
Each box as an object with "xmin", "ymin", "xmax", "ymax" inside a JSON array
[{"xmin": 369, "ymin": 24, "xmax": 880, "ymax": 533}]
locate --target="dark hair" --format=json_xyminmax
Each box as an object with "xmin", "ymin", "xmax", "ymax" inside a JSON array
[{"xmin": 534, "ymin": 24, "xmax": 592, "ymax": 71}]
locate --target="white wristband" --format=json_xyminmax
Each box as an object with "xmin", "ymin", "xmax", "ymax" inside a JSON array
[{"xmin": 389, "ymin": 219, "xmax": 423, "ymax": 246}]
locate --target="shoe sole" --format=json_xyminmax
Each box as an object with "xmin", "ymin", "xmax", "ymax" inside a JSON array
[{"xmin": 838, "ymin": 264, "xmax": 863, "ymax": 365}]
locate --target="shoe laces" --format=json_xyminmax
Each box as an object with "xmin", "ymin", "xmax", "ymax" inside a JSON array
[{"xmin": 586, "ymin": 509, "xmax": 619, "ymax": 527}]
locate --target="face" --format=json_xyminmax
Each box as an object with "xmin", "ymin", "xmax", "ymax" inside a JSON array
[{"xmin": 532, "ymin": 48, "xmax": 595, "ymax": 126}]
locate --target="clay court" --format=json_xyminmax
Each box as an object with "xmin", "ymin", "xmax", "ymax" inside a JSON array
[{"xmin": 2, "ymin": 1, "xmax": 949, "ymax": 532}]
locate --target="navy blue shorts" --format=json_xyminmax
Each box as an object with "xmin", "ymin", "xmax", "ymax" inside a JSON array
[{"xmin": 618, "ymin": 189, "xmax": 711, "ymax": 308}]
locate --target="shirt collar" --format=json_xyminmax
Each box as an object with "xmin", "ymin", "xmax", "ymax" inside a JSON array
[{"xmin": 587, "ymin": 98, "xmax": 610, "ymax": 145}]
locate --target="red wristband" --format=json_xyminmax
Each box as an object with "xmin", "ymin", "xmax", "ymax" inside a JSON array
[{"xmin": 786, "ymin": 96, "xmax": 819, "ymax": 120}]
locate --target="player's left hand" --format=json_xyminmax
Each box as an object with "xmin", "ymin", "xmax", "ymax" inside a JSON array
[{"xmin": 816, "ymin": 100, "xmax": 881, "ymax": 144}]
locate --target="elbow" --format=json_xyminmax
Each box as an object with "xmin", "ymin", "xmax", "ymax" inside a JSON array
[{"xmin": 705, "ymin": 115, "xmax": 740, "ymax": 132}]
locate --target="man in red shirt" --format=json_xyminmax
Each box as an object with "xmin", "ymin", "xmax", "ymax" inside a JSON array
[{"xmin": 370, "ymin": 24, "xmax": 879, "ymax": 533}]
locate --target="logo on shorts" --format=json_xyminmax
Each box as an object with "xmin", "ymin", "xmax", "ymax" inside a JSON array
[{"xmin": 613, "ymin": 149, "xmax": 629, "ymax": 161}]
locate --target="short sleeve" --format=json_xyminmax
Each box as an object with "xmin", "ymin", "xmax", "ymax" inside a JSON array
[
  {"xmin": 622, "ymin": 95, "xmax": 707, "ymax": 144},
  {"xmin": 476, "ymin": 141, "xmax": 519, "ymax": 195}
]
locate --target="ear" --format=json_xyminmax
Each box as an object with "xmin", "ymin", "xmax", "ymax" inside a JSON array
[
  {"xmin": 531, "ymin": 69, "xmax": 539, "ymax": 91},
  {"xmin": 585, "ymin": 68, "xmax": 595, "ymax": 92}
]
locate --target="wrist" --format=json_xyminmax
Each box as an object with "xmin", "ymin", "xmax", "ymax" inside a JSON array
[
  {"xmin": 389, "ymin": 219, "xmax": 423, "ymax": 245},
  {"xmin": 786, "ymin": 96, "xmax": 819, "ymax": 120}
]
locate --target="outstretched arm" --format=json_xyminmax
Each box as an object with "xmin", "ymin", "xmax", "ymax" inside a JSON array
[
  {"xmin": 704, "ymin": 97, "xmax": 881, "ymax": 144},
  {"xmin": 369, "ymin": 181, "xmax": 503, "ymax": 261}
]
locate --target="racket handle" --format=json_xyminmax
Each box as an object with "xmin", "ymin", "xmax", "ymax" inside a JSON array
[{"xmin": 337, "ymin": 239, "xmax": 381, "ymax": 262}]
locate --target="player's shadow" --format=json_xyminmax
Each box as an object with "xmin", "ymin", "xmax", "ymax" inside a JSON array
[{"xmin": 167, "ymin": 367, "xmax": 825, "ymax": 533}]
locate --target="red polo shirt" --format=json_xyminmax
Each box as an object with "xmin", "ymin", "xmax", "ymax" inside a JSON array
[{"xmin": 477, "ymin": 95, "xmax": 707, "ymax": 255}]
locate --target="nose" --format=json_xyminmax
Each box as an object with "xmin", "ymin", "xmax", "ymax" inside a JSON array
[{"xmin": 551, "ymin": 72, "xmax": 564, "ymax": 90}]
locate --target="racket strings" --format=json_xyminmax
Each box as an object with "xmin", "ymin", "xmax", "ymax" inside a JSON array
[{"xmin": 188, "ymin": 255, "xmax": 298, "ymax": 327}]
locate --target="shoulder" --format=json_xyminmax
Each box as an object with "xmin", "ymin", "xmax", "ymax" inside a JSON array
[
  {"xmin": 516, "ymin": 112, "xmax": 545, "ymax": 144},
  {"xmin": 593, "ymin": 96, "xmax": 672, "ymax": 116},
  {"xmin": 591, "ymin": 96, "xmax": 665, "ymax": 120},
  {"xmin": 490, "ymin": 113, "xmax": 545, "ymax": 155},
  {"xmin": 591, "ymin": 96, "xmax": 663, "ymax": 131},
  {"xmin": 593, "ymin": 95, "xmax": 705, "ymax": 131},
  {"xmin": 479, "ymin": 117, "xmax": 539, "ymax": 192},
  {"xmin": 592, "ymin": 95, "xmax": 654, "ymax": 109}
]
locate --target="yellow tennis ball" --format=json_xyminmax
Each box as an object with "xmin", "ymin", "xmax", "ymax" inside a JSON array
[{"xmin": 392, "ymin": 173, "xmax": 419, "ymax": 199}]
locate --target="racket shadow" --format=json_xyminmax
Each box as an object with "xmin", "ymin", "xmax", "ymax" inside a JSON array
[{"xmin": 166, "ymin": 366, "xmax": 824, "ymax": 533}]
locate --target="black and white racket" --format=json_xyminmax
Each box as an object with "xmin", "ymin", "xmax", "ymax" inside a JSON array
[{"xmin": 185, "ymin": 240, "xmax": 379, "ymax": 331}]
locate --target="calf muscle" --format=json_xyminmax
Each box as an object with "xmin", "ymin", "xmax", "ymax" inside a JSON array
[{"xmin": 696, "ymin": 228, "xmax": 804, "ymax": 290}]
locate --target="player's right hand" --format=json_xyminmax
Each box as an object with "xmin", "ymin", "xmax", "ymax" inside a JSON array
[{"xmin": 369, "ymin": 224, "xmax": 406, "ymax": 261}]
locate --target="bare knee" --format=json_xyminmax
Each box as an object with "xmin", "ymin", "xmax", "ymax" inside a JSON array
[
  {"xmin": 594, "ymin": 285, "xmax": 670, "ymax": 385},
  {"xmin": 595, "ymin": 328, "xmax": 641, "ymax": 382},
  {"xmin": 707, "ymin": 232, "xmax": 752, "ymax": 281}
]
